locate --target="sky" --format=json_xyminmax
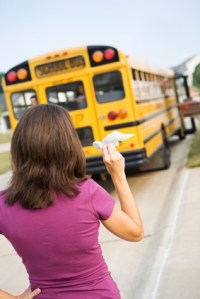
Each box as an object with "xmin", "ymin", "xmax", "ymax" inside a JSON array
[{"xmin": 0, "ymin": 0, "xmax": 200, "ymax": 72}]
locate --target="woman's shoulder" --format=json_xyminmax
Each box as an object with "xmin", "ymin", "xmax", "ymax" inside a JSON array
[
  {"xmin": 78, "ymin": 177, "xmax": 100, "ymax": 192},
  {"xmin": 77, "ymin": 177, "xmax": 89, "ymax": 189}
]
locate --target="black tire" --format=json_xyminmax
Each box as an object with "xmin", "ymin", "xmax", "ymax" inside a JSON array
[
  {"xmin": 139, "ymin": 128, "xmax": 171, "ymax": 172},
  {"xmin": 177, "ymin": 127, "xmax": 186, "ymax": 140},
  {"xmin": 161, "ymin": 129, "xmax": 171, "ymax": 169}
]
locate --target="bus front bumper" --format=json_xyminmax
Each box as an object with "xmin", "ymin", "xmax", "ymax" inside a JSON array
[{"xmin": 86, "ymin": 148, "xmax": 147, "ymax": 175}]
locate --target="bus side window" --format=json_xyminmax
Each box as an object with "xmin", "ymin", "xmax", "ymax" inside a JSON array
[{"xmin": 132, "ymin": 69, "xmax": 140, "ymax": 100}]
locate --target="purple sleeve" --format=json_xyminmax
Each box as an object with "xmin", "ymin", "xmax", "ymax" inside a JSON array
[{"xmin": 89, "ymin": 179, "xmax": 115, "ymax": 220}]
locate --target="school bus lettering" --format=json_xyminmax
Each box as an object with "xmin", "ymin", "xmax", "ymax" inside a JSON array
[
  {"xmin": 35, "ymin": 56, "xmax": 85, "ymax": 78},
  {"xmin": 70, "ymin": 56, "xmax": 85, "ymax": 68}
]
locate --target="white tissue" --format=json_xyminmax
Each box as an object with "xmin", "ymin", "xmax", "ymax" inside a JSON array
[{"xmin": 93, "ymin": 130, "xmax": 134, "ymax": 150}]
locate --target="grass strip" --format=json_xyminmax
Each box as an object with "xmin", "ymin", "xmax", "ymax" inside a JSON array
[
  {"xmin": 0, "ymin": 132, "xmax": 12, "ymax": 144},
  {"xmin": 0, "ymin": 151, "xmax": 11, "ymax": 175},
  {"xmin": 186, "ymin": 129, "xmax": 200, "ymax": 168}
]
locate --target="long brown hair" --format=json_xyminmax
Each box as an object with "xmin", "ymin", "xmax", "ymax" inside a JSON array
[{"xmin": 6, "ymin": 104, "xmax": 89, "ymax": 209}]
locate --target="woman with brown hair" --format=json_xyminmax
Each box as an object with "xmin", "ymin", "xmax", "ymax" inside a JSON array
[{"xmin": 0, "ymin": 104, "xmax": 143, "ymax": 299}]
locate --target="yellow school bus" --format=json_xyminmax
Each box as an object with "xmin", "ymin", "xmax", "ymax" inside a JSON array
[{"xmin": 2, "ymin": 45, "xmax": 185, "ymax": 174}]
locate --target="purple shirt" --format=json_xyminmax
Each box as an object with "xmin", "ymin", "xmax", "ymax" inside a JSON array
[{"xmin": 0, "ymin": 178, "xmax": 121, "ymax": 299}]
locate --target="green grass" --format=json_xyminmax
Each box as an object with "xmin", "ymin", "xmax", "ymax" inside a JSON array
[
  {"xmin": 186, "ymin": 129, "xmax": 200, "ymax": 168},
  {"xmin": 0, "ymin": 132, "xmax": 12, "ymax": 144},
  {"xmin": 0, "ymin": 151, "xmax": 11, "ymax": 175}
]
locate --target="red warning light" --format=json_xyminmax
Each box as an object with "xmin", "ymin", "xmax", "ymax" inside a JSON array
[
  {"xmin": 7, "ymin": 71, "xmax": 17, "ymax": 83},
  {"xmin": 107, "ymin": 111, "xmax": 118, "ymax": 120},
  {"xmin": 104, "ymin": 48, "xmax": 115, "ymax": 60}
]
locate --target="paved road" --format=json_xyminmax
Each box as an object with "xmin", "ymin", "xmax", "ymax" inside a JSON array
[{"xmin": 0, "ymin": 135, "xmax": 200, "ymax": 299}]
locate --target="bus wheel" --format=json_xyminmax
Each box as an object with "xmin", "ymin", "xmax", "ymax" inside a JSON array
[
  {"xmin": 160, "ymin": 129, "xmax": 171, "ymax": 169},
  {"xmin": 139, "ymin": 129, "xmax": 171, "ymax": 172},
  {"xmin": 177, "ymin": 127, "xmax": 186, "ymax": 140}
]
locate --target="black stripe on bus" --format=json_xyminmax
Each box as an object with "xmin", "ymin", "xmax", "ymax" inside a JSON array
[
  {"xmin": 104, "ymin": 104, "xmax": 177, "ymax": 131},
  {"xmin": 166, "ymin": 115, "xmax": 179, "ymax": 127},
  {"xmin": 143, "ymin": 114, "xmax": 180, "ymax": 144},
  {"xmin": 136, "ymin": 96, "xmax": 165, "ymax": 104},
  {"xmin": 143, "ymin": 129, "xmax": 161, "ymax": 144}
]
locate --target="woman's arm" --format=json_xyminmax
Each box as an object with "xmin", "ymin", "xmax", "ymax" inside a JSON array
[
  {"xmin": 101, "ymin": 143, "xmax": 144, "ymax": 242},
  {"xmin": 0, "ymin": 287, "xmax": 41, "ymax": 299}
]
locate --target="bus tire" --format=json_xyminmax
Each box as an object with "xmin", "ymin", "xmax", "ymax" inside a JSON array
[
  {"xmin": 161, "ymin": 129, "xmax": 171, "ymax": 169},
  {"xmin": 139, "ymin": 129, "xmax": 171, "ymax": 172},
  {"xmin": 177, "ymin": 127, "xmax": 186, "ymax": 140}
]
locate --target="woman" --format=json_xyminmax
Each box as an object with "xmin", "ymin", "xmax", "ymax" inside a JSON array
[{"xmin": 0, "ymin": 104, "xmax": 143, "ymax": 299}]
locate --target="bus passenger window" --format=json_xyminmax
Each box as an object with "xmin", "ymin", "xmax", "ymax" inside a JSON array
[
  {"xmin": 11, "ymin": 90, "xmax": 37, "ymax": 119},
  {"xmin": 93, "ymin": 71, "xmax": 125, "ymax": 103},
  {"xmin": 46, "ymin": 81, "xmax": 87, "ymax": 110},
  {"xmin": 48, "ymin": 92, "xmax": 58, "ymax": 103}
]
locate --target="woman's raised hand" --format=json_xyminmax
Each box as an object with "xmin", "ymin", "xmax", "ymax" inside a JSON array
[{"xmin": 102, "ymin": 143, "xmax": 125, "ymax": 178}]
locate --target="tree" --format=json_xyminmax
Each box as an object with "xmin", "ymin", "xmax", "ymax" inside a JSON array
[
  {"xmin": 0, "ymin": 72, "xmax": 3, "ymax": 92},
  {"xmin": 193, "ymin": 64, "xmax": 200, "ymax": 88}
]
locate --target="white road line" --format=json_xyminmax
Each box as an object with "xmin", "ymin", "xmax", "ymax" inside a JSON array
[{"xmin": 151, "ymin": 170, "xmax": 189, "ymax": 299}]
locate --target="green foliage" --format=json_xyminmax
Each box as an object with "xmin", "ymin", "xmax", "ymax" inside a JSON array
[
  {"xmin": 193, "ymin": 64, "xmax": 200, "ymax": 88},
  {"xmin": 0, "ymin": 131, "xmax": 12, "ymax": 144},
  {"xmin": 0, "ymin": 72, "xmax": 3, "ymax": 92},
  {"xmin": 0, "ymin": 151, "xmax": 11, "ymax": 174},
  {"xmin": 186, "ymin": 129, "xmax": 200, "ymax": 168}
]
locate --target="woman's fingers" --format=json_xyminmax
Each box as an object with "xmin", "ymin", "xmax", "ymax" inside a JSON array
[
  {"xmin": 102, "ymin": 143, "xmax": 125, "ymax": 176},
  {"xmin": 103, "ymin": 144, "xmax": 115, "ymax": 163},
  {"xmin": 102, "ymin": 143, "xmax": 109, "ymax": 160},
  {"xmin": 107, "ymin": 143, "xmax": 118, "ymax": 159},
  {"xmin": 28, "ymin": 289, "xmax": 41, "ymax": 299}
]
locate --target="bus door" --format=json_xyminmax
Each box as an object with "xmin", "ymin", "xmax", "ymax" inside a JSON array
[
  {"xmin": 89, "ymin": 68, "xmax": 140, "ymax": 151},
  {"xmin": 175, "ymin": 74, "xmax": 198, "ymax": 133},
  {"xmin": 41, "ymin": 76, "xmax": 100, "ymax": 157}
]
